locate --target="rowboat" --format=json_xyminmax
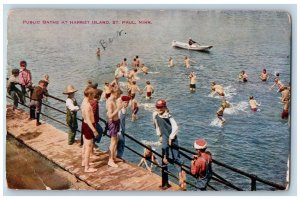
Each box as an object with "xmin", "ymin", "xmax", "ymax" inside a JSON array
[{"xmin": 172, "ymin": 40, "xmax": 213, "ymax": 51}]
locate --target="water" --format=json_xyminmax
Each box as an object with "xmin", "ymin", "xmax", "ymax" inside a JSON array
[{"xmin": 6, "ymin": 10, "xmax": 291, "ymax": 190}]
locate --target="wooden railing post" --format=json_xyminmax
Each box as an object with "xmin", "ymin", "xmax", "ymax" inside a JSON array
[{"xmin": 251, "ymin": 175, "xmax": 257, "ymax": 191}]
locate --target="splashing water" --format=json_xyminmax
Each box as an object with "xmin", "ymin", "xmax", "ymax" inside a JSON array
[
  {"xmin": 140, "ymin": 103, "xmax": 156, "ymax": 112},
  {"xmin": 210, "ymin": 117, "xmax": 224, "ymax": 128},
  {"xmin": 224, "ymin": 101, "xmax": 249, "ymax": 115}
]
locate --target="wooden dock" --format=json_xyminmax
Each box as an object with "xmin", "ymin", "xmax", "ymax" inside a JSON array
[{"xmin": 6, "ymin": 105, "xmax": 180, "ymax": 191}]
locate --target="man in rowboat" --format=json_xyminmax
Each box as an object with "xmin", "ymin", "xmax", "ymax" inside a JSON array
[{"xmin": 188, "ymin": 37, "xmax": 197, "ymax": 46}]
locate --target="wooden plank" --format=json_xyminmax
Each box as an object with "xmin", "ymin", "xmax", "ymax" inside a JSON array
[{"xmin": 6, "ymin": 105, "xmax": 180, "ymax": 191}]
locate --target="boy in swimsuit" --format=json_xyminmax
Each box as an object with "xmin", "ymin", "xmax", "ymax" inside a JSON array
[
  {"xmin": 103, "ymin": 81, "xmax": 112, "ymax": 100},
  {"xmin": 106, "ymin": 89, "xmax": 123, "ymax": 167},
  {"xmin": 131, "ymin": 98, "xmax": 139, "ymax": 122},
  {"xmin": 281, "ymin": 98, "xmax": 289, "ymax": 120},
  {"xmin": 216, "ymin": 100, "xmax": 230, "ymax": 124},
  {"xmin": 129, "ymin": 80, "xmax": 140, "ymax": 100},
  {"xmin": 189, "ymin": 72, "xmax": 196, "ymax": 92},
  {"xmin": 281, "ymin": 87, "xmax": 290, "ymax": 103},
  {"xmin": 239, "ymin": 70, "xmax": 248, "ymax": 82},
  {"xmin": 138, "ymin": 145, "xmax": 159, "ymax": 172},
  {"xmin": 260, "ymin": 69, "xmax": 269, "ymax": 81},
  {"xmin": 184, "ymin": 56, "xmax": 191, "ymax": 68},
  {"xmin": 143, "ymin": 81, "xmax": 154, "ymax": 100},
  {"xmin": 211, "ymin": 81, "xmax": 225, "ymax": 97},
  {"xmin": 270, "ymin": 78, "xmax": 285, "ymax": 93},
  {"xmin": 168, "ymin": 57, "xmax": 174, "ymax": 67},
  {"xmin": 249, "ymin": 96, "xmax": 259, "ymax": 112}
]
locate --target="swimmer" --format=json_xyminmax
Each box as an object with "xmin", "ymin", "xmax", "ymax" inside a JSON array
[
  {"xmin": 131, "ymin": 98, "xmax": 139, "ymax": 122},
  {"xmin": 96, "ymin": 48, "xmax": 101, "ymax": 56},
  {"xmin": 143, "ymin": 81, "xmax": 154, "ymax": 99},
  {"xmin": 138, "ymin": 145, "xmax": 159, "ymax": 172},
  {"xmin": 270, "ymin": 78, "xmax": 285, "ymax": 93},
  {"xmin": 128, "ymin": 80, "xmax": 141, "ymax": 100},
  {"xmin": 239, "ymin": 70, "xmax": 248, "ymax": 82},
  {"xmin": 216, "ymin": 100, "xmax": 231, "ymax": 124},
  {"xmin": 211, "ymin": 81, "xmax": 225, "ymax": 97},
  {"xmin": 140, "ymin": 64, "xmax": 149, "ymax": 75},
  {"xmin": 121, "ymin": 58, "xmax": 128, "ymax": 67},
  {"xmin": 184, "ymin": 56, "xmax": 191, "ymax": 68},
  {"xmin": 168, "ymin": 57, "xmax": 174, "ymax": 67},
  {"xmin": 260, "ymin": 69, "xmax": 269, "ymax": 81},
  {"xmin": 249, "ymin": 96, "xmax": 260, "ymax": 112},
  {"xmin": 281, "ymin": 98, "xmax": 289, "ymax": 120},
  {"xmin": 281, "ymin": 86, "xmax": 290, "ymax": 102},
  {"xmin": 189, "ymin": 72, "xmax": 196, "ymax": 92}
]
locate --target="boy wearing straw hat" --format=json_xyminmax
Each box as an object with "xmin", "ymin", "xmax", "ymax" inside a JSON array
[{"xmin": 63, "ymin": 85, "xmax": 80, "ymax": 145}]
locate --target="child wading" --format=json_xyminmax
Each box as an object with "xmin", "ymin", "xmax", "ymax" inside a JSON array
[{"xmin": 63, "ymin": 85, "xmax": 80, "ymax": 145}]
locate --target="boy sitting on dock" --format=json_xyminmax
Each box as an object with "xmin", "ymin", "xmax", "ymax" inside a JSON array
[{"xmin": 138, "ymin": 145, "xmax": 159, "ymax": 172}]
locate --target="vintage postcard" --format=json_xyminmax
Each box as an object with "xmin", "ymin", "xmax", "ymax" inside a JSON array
[{"xmin": 5, "ymin": 8, "xmax": 291, "ymax": 192}]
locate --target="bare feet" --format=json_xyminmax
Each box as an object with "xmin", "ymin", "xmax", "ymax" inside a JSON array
[
  {"xmin": 84, "ymin": 167, "xmax": 97, "ymax": 173},
  {"xmin": 108, "ymin": 160, "xmax": 118, "ymax": 168}
]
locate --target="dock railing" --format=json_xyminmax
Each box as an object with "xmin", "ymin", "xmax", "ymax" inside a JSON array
[{"xmin": 6, "ymin": 89, "xmax": 287, "ymax": 191}]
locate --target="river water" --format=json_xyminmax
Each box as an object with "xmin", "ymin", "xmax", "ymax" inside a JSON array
[{"xmin": 6, "ymin": 9, "xmax": 291, "ymax": 191}]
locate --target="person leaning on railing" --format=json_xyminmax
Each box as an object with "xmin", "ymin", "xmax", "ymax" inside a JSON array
[
  {"xmin": 191, "ymin": 139, "xmax": 213, "ymax": 191},
  {"xmin": 19, "ymin": 60, "xmax": 33, "ymax": 101},
  {"xmin": 7, "ymin": 69, "xmax": 24, "ymax": 110}
]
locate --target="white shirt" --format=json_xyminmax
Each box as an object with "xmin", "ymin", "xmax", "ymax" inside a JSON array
[{"xmin": 66, "ymin": 98, "xmax": 80, "ymax": 112}]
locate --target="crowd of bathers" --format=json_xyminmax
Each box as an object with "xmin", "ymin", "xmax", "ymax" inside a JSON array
[{"xmin": 6, "ymin": 52, "xmax": 290, "ymax": 190}]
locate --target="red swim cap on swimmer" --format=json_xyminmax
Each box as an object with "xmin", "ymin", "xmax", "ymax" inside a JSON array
[
  {"xmin": 194, "ymin": 139, "xmax": 207, "ymax": 150},
  {"xmin": 155, "ymin": 99, "xmax": 167, "ymax": 109}
]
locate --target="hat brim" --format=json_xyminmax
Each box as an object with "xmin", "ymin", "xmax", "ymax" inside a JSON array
[{"xmin": 63, "ymin": 89, "xmax": 78, "ymax": 94}]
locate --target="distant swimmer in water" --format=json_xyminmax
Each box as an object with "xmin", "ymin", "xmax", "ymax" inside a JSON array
[
  {"xmin": 189, "ymin": 72, "xmax": 196, "ymax": 92},
  {"xmin": 143, "ymin": 81, "xmax": 154, "ymax": 100},
  {"xmin": 216, "ymin": 100, "xmax": 231, "ymax": 124},
  {"xmin": 168, "ymin": 57, "xmax": 174, "ymax": 67},
  {"xmin": 184, "ymin": 56, "xmax": 191, "ymax": 68},
  {"xmin": 249, "ymin": 96, "xmax": 260, "ymax": 112},
  {"xmin": 260, "ymin": 69, "xmax": 269, "ymax": 81},
  {"xmin": 140, "ymin": 63, "xmax": 149, "ymax": 75},
  {"xmin": 239, "ymin": 70, "xmax": 248, "ymax": 82},
  {"xmin": 121, "ymin": 58, "xmax": 128, "ymax": 67},
  {"xmin": 270, "ymin": 78, "xmax": 285, "ymax": 93},
  {"xmin": 211, "ymin": 81, "xmax": 225, "ymax": 97},
  {"xmin": 96, "ymin": 48, "xmax": 101, "ymax": 56}
]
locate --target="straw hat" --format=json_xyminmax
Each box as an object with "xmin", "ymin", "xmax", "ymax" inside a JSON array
[{"xmin": 63, "ymin": 85, "xmax": 78, "ymax": 94}]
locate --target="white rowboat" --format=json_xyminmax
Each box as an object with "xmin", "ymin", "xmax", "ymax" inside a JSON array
[{"xmin": 172, "ymin": 40, "xmax": 213, "ymax": 51}]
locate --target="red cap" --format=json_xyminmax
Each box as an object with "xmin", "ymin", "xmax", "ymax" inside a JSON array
[
  {"xmin": 155, "ymin": 99, "xmax": 167, "ymax": 109},
  {"xmin": 194, "ymin": 139, "xmax": 207, "ymax": 150},
  {"xmin": 121, "ymin": 96, "xmax": 131, "ymax": 102}
]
